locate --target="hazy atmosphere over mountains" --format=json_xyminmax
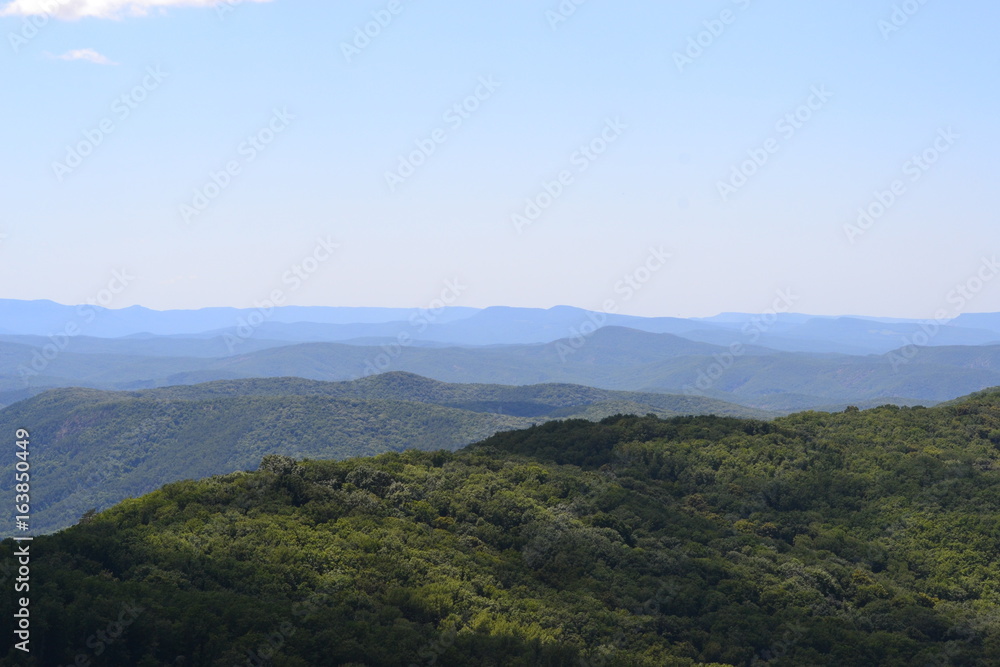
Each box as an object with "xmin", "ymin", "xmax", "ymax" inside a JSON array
[
  {"xmin": 6, "ymin": 297, "xmax": 1000, "ymax": 543},
  {"xmin": 3, "ymin": 0, "xmax": 999, "ymax": 665},
  {"xmin": 5, "ymin": 300, "xmax": 1000, "ymax": 415}
]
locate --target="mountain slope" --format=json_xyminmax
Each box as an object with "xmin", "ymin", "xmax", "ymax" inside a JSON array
[
  {"xmin": 2, "ymin": 389, "xmax": 531, "ymax": 535},
  {"xmin": 1, "ymin": 374, "xmax": 768, "ymax": 535},
  {"xmin": 131, "ymin": 371, "xmax": 773, "ymax": 419},
  {"xmin": 7, "ymin": 328, "xmax": 1000, "ymax": 412},
  {"xmin": 204, "ymin": 335, "xmax": 1000, "ymax": 409},
  {"xmin": 6, "ymin": 391, "xmax": 1000, "ymax": 664}
]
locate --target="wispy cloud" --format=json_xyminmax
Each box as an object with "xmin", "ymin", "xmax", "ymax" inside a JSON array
[
  {"xmin": 51, "ymin": 48, "xmax": 117, "ymax": 64},
  {"xmin": 0, "ymin": 0, "xmax": 272, "ymax": 20}
]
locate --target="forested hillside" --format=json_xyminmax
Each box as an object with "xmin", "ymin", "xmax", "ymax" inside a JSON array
[
  {"xmin": 1, "ymin": 373, "xmax": 764, "ymax": 535},
  {"xmin": 5, "ymin": 391, "xmax": 1000, "ymax": 665}
]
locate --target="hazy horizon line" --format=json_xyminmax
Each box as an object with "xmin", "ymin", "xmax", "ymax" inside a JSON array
[{"xmin": 2, "ymin": 297, "xmax": 997, "ymax": 322}]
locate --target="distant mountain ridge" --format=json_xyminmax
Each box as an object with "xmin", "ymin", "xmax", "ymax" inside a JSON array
[
  {"xmin": 5, "ymin": 298, "xmax": 1000, "ymax": 412},
  {"xmin": 4, "ymin": 299, "xmax": 1000, "ymax": 353},
  {"xmin": 6, "ymin": 326, "xmax": 1000, "ymax": 412}
]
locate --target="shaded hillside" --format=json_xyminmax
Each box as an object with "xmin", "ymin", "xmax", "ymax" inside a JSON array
[
  {"xmin": 5, "ymin": 391, "xmax": 1000, "ymax": 664},
  {"xmin": 0, "ymin": 389, "xmax": 530, "ymax": 535},
  {"xmin": 0, "ymin": 374, "xmax": 766, "ymax": 535}
]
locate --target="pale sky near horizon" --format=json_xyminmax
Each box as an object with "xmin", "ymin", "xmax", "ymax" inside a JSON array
[{"xmin": 1, "ymin": 0, "xmax": 997, "ymax": 318}]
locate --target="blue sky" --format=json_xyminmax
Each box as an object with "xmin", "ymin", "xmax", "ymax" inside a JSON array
[{"xmin": 1, "ymin": 0, "xmax": 997, "ymax": 318}]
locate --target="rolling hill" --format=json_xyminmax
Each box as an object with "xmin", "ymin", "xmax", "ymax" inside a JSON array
[
  {"xmin": 6, "ymin": 325, "xmax": 1000, "ymax": 412},
  {"xmin": 0, "ymin": 373, "xmax": 768, "ymax": 535},
  {"xmin": 6, "ymin": 390, "xmax": 1000, "ymax": 664}
]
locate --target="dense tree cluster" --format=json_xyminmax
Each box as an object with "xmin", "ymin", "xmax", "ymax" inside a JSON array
[
  {"xmin": 5, "ymin": 392, "xmax": 1000, "ymax": 665},
  {"xmin": 0, "ymin": 375, "xmax": 767, "ymax": 536}
]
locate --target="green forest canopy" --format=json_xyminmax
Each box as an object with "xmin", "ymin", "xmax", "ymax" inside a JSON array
[{"xmin": 5, "ymin": 390, "xmax": 1000, "ymax": 665}]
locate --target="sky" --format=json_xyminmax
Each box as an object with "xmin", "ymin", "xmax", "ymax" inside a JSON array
[{"xmin": 0, "ymin": 0, "xmax": 997, "ymax": 318}]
